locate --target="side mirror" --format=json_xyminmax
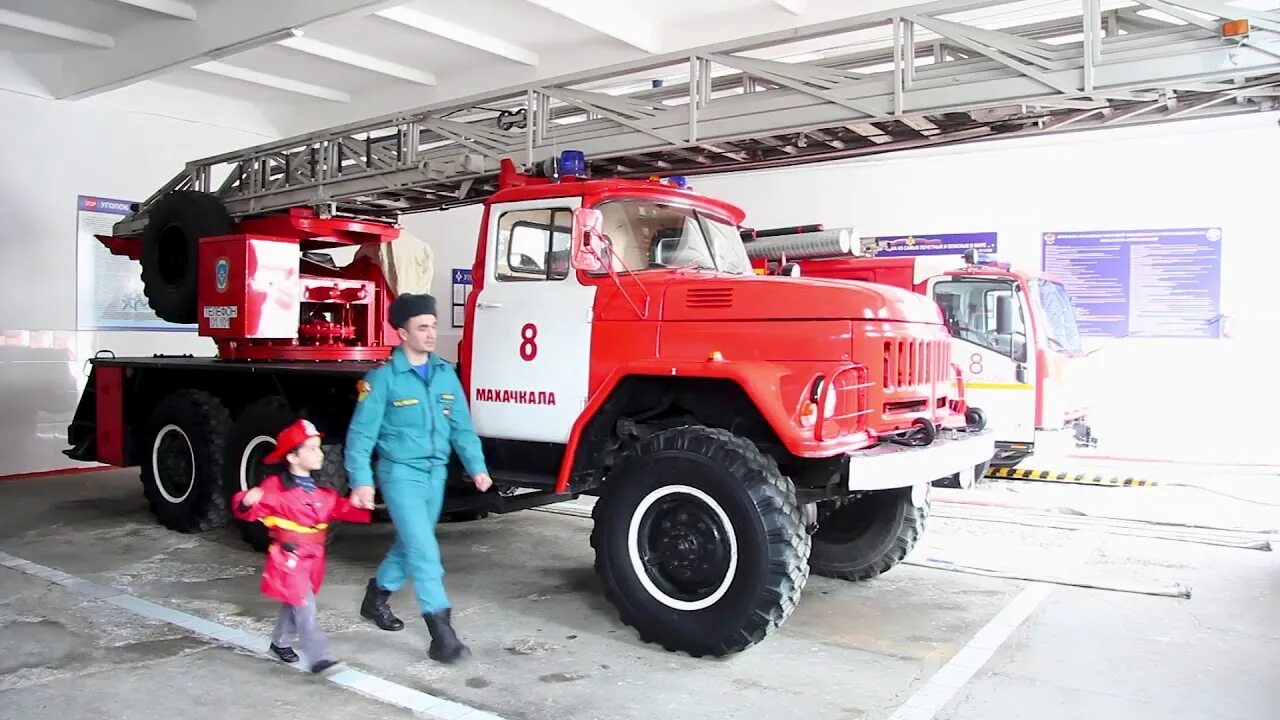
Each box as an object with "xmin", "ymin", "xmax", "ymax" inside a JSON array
[
  {"xmin": 571, "ymin": 207, "xmax": 607, "ymax": 273},
  {"xmin": 995, "ymin": 295, "xmax": 1013, "ymax": 335},
  {"xmin": 780, "ymin": 262, "xmax": 801, "ymax": 277},
  {"xmin": 571, "ymin": 207, "xmax": 606, "ymax": 273}
]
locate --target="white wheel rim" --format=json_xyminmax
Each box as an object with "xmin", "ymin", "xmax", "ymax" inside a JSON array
[
  {"xmin": 627, "ymin": 484, "xmax": 739, "ymax": 611},
  {"xmin": 152, "ymin": 424, "xmax": 195, "ymax": 504},
  {"xmin": 240, "ymin": 436, "xmax": 275, "ymax": 492}
]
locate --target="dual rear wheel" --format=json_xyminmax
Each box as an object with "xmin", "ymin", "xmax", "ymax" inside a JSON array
[{"xmin": 140, "ymin": 391, "xmax": 348, "ymax": 550}]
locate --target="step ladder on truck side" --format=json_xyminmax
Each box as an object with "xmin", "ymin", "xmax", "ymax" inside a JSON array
[{"xmin": 70, "ymin": 0, "xmax": 1280, "ymax": 658}]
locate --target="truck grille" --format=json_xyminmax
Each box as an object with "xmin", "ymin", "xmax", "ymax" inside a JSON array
[{"xmin": 882, "ymin": 338, "xmax": 950, "ymax": 390}]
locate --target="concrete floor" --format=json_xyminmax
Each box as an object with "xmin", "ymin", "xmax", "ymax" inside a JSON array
[{"xmin": 0, "ymin": 468, "xmax": 1276, "ymax": 720}]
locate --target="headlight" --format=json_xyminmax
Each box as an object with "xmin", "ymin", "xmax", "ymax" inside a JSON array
[
  {"xmin": 808, "ymin": 375, "xmax": 838, "ymax": 421},
  {"xmin": 824, "ymin": 386, "xmax": 838, "ymax": 418}
]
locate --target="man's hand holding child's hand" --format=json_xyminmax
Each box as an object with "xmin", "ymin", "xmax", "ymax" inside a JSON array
[{"xmin": 242, "ymin": 487, "xmax": 265, "ymax": 506}]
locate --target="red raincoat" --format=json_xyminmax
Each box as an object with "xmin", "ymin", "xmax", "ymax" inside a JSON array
[{"xmin": 232, "ymin": 475, "xmax": 371, "ymax": 606}]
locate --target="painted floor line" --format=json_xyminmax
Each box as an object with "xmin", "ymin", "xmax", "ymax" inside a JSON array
[
  {"xmin": 885, "ymin": 582, "xmax": 1052, "ymax": 720},
  {"xmin": 0, "ymin": 549, "xmax": 504, "ymax": 720}
]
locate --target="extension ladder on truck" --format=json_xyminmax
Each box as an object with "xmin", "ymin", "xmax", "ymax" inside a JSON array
[{"xmin": 113, "ymin": 0, "xmax": 1280, "ymax": 235}]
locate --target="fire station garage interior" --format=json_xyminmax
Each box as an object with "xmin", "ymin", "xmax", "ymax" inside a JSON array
[{"xmin": 2, "ymin": 1, "xmax": 1279, "ymax": 718}]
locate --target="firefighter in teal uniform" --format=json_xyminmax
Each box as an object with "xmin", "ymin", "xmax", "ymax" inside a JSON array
[{"xmin": 345, "ymin": 293, "xmax": 492, "ymax": 664}]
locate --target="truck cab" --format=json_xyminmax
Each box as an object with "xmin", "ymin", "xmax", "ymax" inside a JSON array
[
  {"xmin": 927, "ymin": 262, "xmax": 1091, "ymax": 465},
  {"xmin": 459, "ymin": 170, "xmax": 982, "ymax": 474}
]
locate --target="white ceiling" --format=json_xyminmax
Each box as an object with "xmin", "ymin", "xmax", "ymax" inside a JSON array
[{"xmin": 0, "ymin": 0, "xmax": 1277, "ymax": 138}]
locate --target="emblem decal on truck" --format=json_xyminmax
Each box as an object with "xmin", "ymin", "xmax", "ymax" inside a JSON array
[
  {"xmin": 473, "ymin": 388, "xmax": 557, "ymax": 405},
  {"xmin": 215, "ymin": 257, "xmax": 230, "ymax": 292}
]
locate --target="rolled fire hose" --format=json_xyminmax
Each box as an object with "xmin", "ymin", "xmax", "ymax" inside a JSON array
[{"xmin": 744, "ymin": 228, "xmax": 854, "ymax": 260}]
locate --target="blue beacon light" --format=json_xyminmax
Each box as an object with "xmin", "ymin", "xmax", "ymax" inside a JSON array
[{"xmin": 558, "ymin": 150, "xmax": 588, "ymax": 178}]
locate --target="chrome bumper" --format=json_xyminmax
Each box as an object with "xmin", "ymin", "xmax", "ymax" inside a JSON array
[{"xmin": 845, "ymin": 429, "xmax": 996, "ymax": 491}]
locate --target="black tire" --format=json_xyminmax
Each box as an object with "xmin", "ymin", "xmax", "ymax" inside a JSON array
[
  {"xmin": 809, "ymin": 486, "xmax": 929, "ymax": 581},
  {"xmin": 223, "ymin": 397, "xmax": 295, "ymax": 551},
  {"xmin": 590, "ymin": 426, "xmax": 810, "ymax": 657},
  {"xmin": 222, "ymin": 397, "xmax": 349, "ymax": 552},
  {"xmin": 140, "ymin": 190, "xmax": 233, "ymax": 324},
  {"xmin": 140, "ymin": 390, "xmax": 233, "ymax": 533}
]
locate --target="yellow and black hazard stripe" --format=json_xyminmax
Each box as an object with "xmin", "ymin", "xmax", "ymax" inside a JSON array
[{"xmin": 984, "ymin": 467, "xmax": 1158, "ymax": 487}]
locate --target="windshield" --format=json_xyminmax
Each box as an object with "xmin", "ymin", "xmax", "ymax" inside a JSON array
[
  {"xmin": 932, "ymin": 278, "xmax": 1028, "ymax": 363},
  {"xmin": 591, "ymin": 199, "xmax": 752, "ymax": 276},
  {"xmin": 1034, "ymin": 279, "xmax": 1083, "ymax": 354}
]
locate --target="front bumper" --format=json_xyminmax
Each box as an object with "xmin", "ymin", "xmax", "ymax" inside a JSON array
[{"xmin": 844, "ymin": 428, "xmax": 995, "ymax": 492}]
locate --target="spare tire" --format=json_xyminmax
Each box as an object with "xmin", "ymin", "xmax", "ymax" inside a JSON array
[{"xmin": 140, "ymin": 190, "xmax": 233, "ymax": 325}]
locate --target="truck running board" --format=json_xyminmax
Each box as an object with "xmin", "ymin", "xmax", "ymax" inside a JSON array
[
  {"xmin": 113, "ymin": 0, "xmax": 1280, "ymax": 233},
  {"xmin": 441, "ymin": 488, "xmax": 579, "ymax": 516}
]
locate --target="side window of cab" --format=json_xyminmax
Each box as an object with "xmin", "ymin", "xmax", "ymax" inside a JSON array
[{"xmin": 496, "ymin": 208, "xmax": 572, "ymax": 282}]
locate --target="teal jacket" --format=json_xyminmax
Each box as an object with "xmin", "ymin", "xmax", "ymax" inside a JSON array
[{"xmin": 344, "ymin": 348, "xmax": 488, "ymax": 488}]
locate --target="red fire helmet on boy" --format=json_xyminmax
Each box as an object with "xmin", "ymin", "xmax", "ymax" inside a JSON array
[{"xmin": 264, "ymin": 419, "xmax": 324, "ymax": 465}]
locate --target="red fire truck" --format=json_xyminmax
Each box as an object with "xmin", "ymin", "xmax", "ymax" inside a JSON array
[
  {"xmin": 64, "ymin": 147, "xmax": 994, "ymax": 658},
  {"xmin": 745, "ymin": 230, "xmax": 1095, "ymax": 472}
]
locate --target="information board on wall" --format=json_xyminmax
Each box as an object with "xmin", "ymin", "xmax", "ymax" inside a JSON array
[
  {"xmin": 871, "ymin": 232, "xmax": 998, "ymax": 257},
  {"xmin": 76, "ymin": 195, "xmax": 184, "ymax": 331},
  {"xmin": 451, "ymin": 267, "xmax": 473, "ymax": 328},
  {"xmin": 1041, "ymin": 227, "xmax": 1222, "ymax": 339}
]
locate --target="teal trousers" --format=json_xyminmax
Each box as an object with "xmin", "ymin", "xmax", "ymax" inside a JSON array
[{"xmin": 373, "ymin": 470, "xmax": 450, "ymax": 614}]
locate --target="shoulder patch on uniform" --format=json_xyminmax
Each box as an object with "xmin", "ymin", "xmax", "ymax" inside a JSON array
[{"xmin": 356, "ymin": 379, "xmax": 371, "ymax": 402}]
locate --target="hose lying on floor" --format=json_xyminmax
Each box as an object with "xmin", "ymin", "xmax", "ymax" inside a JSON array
[{"xmin": 905, "ymin": 557, "xmax": 1193, "ymax": 599}]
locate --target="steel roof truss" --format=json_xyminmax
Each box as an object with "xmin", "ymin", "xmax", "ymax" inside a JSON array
[{"xmin": 111, "ymin": 0, "xmax": 1280, "ymax": 234}]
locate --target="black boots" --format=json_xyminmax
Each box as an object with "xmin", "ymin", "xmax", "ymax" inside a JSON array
[
  {"xmin": 360, "ymin": 579, "xmax": 468, "ymax": 663},
  {"xmin": 360, "ymin": 578, "xmax": 404, "ymax": 631},
  {"xmin": 423, "ymin": 609, "xmax": 470, "ymax": 664}
]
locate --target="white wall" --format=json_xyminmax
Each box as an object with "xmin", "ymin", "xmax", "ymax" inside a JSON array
[
  {"xmin": 399, "ymin": 206, "xmax": 487, "ymax": 362},
  {"xmin": 409, "ymin": 112, "xmax": 1280, "ymax": 465},
  {"xmin": 0, "ymin": 88, "xmax": 280, "ymax": 476}
]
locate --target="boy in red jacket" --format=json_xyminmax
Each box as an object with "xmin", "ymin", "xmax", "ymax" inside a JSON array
[{"xmin": 232, "ymin": 418, "xmax": 370, "ymax": 673}]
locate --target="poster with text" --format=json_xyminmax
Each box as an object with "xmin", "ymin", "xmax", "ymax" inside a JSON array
[
  {"xmin": 871, "ymin": 232, "xmax": 998, "ymax": 257},
  {"xmin": 451, "ymin": 267, "xmax": 473, "ymax": 328},
  {"xmin": 77, "ymin": 195, "xmax": 185, "ymax": 331},
  {"xmin": 1041, "ymin": 227, "xmax": 1222, "ymax": 339}
]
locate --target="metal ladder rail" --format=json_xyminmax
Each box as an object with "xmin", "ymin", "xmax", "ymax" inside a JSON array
[
  {"xmin": 113, "ymin": 0, "xmax": 1280, "ymax": 235},
  {"xmin": 124, "ymin": 2, "xmax": 1274, "ymax": 215}
]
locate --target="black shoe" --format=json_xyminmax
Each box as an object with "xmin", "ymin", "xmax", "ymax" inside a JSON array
[
  {"xmin": 423, "ymin": 609, "xmax": 470, "ymax": 664},
  {"xmin": 270, "ymin": 644, "xmax": 299, "ymax": 663},
  {"xmin": 311, "ymin": 659, "xmax": 339, "ymax": 674},
  {"xmin": 360, "ymin": 578, "xmax": 404, "ymax": 631}
]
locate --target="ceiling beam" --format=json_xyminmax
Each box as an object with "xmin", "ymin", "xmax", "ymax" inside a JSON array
[
  {"xmin": 772, "ymin": 0, "xmax": 807, "ymax": 14},
  {"xmin": 374, "ymin": 6, "xmax": 539, "ymax": 66},
  {"xmin": 520, "ymin": 0, "xmax": 660, "ymax": 53},
  {"xmin": 278, "ymin": 36, "xmax": 437, "ymax": 85},
  {"xmin": 57, "ymin": 0, "xmax": 406, "ymax": 100},
  {"xmin": 109, "ymin": 0, "xmax": 198, "ymax": 21},
  {"xmin": 0, "ymin": 9, "xmax": 114, "ymax": 49},
  {"xmin": 193, "ymin": 61, "xmax": 351, "ymax": 102}
]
